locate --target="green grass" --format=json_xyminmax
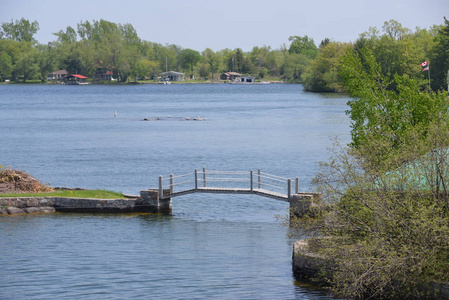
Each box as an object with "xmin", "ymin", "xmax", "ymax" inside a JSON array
[{"xmin": 0, "ymin": 189, "xmax": 126, "ymax": 199}]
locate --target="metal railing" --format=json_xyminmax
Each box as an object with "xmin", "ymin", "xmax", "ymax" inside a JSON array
[{"xmin": 157, "ymin": 168, "xmax": 299, "ymax": 200}]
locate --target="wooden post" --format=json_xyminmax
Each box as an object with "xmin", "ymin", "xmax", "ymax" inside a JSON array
[
  {"xmin": 170, "ymin": 174, "xmax": 174, "ymax": 194},
  {"xmin": 194, "ymin": 169, "xmax": 198, "ymax": 190},
  {"xmin": 288, "ymin": 178, "xmax": 292, "ymax": 200},
  {"xmin": 258, "ymin": 169, "xmax": 261, "ymax": 189},
  {"xmin": 203, "ymin": 167, "xmax": 206, "ymax": 187},
  {"xmin": 159, "ymin": 176, "xmax": 163, "ymax": 200},
  {"xmin": 250, "ymin": 170, "xmax": 254, "ymax": 191},
  {"xmin": 295, "ymin": 177, "xmax": 299, "ymax": 194}
]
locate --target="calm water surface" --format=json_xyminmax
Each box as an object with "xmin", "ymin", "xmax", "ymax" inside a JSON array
[{"xmin": 0, "ymin": 84, "xmax": 350, "ymax": 299}]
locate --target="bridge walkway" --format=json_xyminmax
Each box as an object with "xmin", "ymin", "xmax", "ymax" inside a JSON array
[{"xmin": 157, "ymin": 169, "xmax": 299, "ymax": 202}]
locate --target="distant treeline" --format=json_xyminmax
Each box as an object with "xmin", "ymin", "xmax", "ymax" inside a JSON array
[{"xmin": 0, "ymin": 18, "xmax": 448, "ymax": 91}]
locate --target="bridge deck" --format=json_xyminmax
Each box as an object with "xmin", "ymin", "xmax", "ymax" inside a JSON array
[{"xmin": 166, "ymin": 187, "xmax": 289, "ymax": 201}]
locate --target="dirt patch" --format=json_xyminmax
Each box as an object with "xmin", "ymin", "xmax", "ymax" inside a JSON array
[{"xmin": 0, "ymin": 168, "xmax": 53, "ymax": 194}]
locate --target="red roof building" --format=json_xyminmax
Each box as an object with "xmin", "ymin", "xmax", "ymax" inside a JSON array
[{"xmin": 63, "ymin": 74, "xmax": 88, "ymax": 85}]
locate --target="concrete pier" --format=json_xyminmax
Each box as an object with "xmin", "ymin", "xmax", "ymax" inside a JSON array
[
  {"xmin": 289, "ymin": 193, "xmax": 329, "ymax": 218},
  {"xmin": 137, "ymin": 189, "xmax": 172, "ymax": 214}
]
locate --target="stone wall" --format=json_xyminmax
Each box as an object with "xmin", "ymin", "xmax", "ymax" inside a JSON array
[{"xmin": 0, "ymin": 189, "xmax": 172, "ymax": 215}]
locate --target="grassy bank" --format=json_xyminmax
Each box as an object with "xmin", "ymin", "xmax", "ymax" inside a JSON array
[{"xmin": 0, "ymin": 189, "xmax": 126, "ymax": 199}]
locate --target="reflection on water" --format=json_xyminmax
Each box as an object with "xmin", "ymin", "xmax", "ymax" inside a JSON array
[{"xmin": 0, "ymin": 84, "xmax": 349, "ymax": 299}]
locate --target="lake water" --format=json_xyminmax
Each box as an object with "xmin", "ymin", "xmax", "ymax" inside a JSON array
[{"xmin": 0, "ymin": 84, "xmax": 350, "ymax": 299}]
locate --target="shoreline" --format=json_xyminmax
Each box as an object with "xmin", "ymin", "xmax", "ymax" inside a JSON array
[
  {"xmin": 0, "ymin": 189, "xmax": 171, "ymax": 215},
  {"xmin": 0, "ymin": 80, "xmax": 296, "ymax": 85}
]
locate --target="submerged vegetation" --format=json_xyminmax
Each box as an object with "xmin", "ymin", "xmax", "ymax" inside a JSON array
[{"xmin": 0, "ymin": 17, "xmax": 447, "ymax": 92}]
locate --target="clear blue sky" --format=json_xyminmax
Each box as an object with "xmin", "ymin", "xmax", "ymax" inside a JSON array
[{"xmin": 1, "ymin": 0, "xmax": 447, "ymax": 52}]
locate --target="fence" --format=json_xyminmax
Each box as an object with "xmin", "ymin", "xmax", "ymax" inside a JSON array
[{"xmin": 158, "ymin": 168, "xmax": 299, "ymax": 200}]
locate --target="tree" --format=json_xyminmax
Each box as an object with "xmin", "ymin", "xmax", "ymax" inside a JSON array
[
  {"xmin": 199, "ymin": 63, "xmax": 209, "ymax": 80},
  {"xmin": 266, "ymin": 50, "xmax": 283, "ymax": 77},
  {"xmin": 301, "ymin": 42, "xmax": 351, "ymax": 92},
  {"xmin": 319, "ymin": 38, "xmax": 331, "ymax": 49},
  {"xmin": 249, "ymin": 46, "xmax": 269, "ymax": 75},
  {"xmin": 202, "ymin": 48, "xmax": 220, "ymax": 80},
  {"xmin": 305, "ymin": 128, "xmax": 449, "ymax": 299},
  {"xmin": 341, "ymin": 46, "xmax": 449, "ymax": 165},
  {"xmin": 281, "ymin": 52, "xmax": 312, "ymax": 80},
  {"xmin": 0, "ymin": 39, "xmax": 33, "ymax": 81},
  {"xmin": 382, "ymin": 19, "xmax": 411, "ymax": 40},
  {"xmin": 1, "ymin": 18, "xmax": 39, "ymax": 43},
  {"xmin": 0, "ymin": 52, "xmax": 12, "ymax": 81},
  {"xmin": 430, "ymin": 17, "xmax": 449, "ymax": 91},
  {"xmin": 234, "ymin": 48, "xmax": 245, "ymax": 73},
  {"xmin": 130, "ymin": 58, "xmax": 158, "ymax": 82},
  {"xmin": 181, "ymin": 48, "xmax": 201, "ymax": 78},
  {"xmin": 353, "ymin": 20, "xmax": 437, "ymax": 90},
  {"xmin": 294, "ymin": 56, "xmax": 449, "ymax": 297},
  {"xmin": 53, "ymin": 26, "xmax": 77, "ymax": 44},
  {"xmin": 288, "ymin": 35, "xmax": 319, "ymax": 59},
  {"xmin": 35, "ymin": 44, "xmax": 57, "ymax": 82},
  {"xmin": 14, "ymin": 48, "xmax": 39, "ymax": 82}
]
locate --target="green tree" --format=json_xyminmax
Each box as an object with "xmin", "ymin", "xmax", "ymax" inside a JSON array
[
  {"xmin": 430, "ymin": 17, "xmax": 449, "ymax": 91},
  {"xmin": 340, "ymin": 46, "xmax": 449, "ymax": 170},
  {"xmin": 130, "ymin": 58, "xmax": 158, "ymax": 82},
  {"xmin": 301, "ymin": 42, "xmax": 351, "ymax": 92},
  {"xmin": 354, "ymin": 20, "xmax": 437, "ymax": 90},
  {"xmin": 201, "ymin": 48, "xmax": 220, "ymax": 80},
  {"xmin": 249, "ymin": 46, "xmax": 270, "ymax": 75},
  {"xmin": 382, "ymin": 19, "xmax": 412, "ymax": 40},
  {"xmin": 266, "ymin": 50, "xmax": 283, "ymax": 77},
  {"xmin": 288, "ymin": 35, "xmax": 318, "ymax": 59},
  {"xmin": 1, "ymin": 18, "xmax": 39, "ymax": 43},
  {"xmin": 199, "ymin": 63, "xmax": 209, "ymax": 80},
  {"xmin": 181, "ymin": 48, "xmax": 201, "ymax": 78},
  {"xmin": 306, "ymin": 127, "xmax": 449, "ymax": 299},
  {"xmin": 295, "ymin": 50, "xmax": 449, "ymax": 297},
  {"xmin": 0, "ymin": 39, "xmax": 32, "ymax": 81},
  {"xmin": 14, "ymin": 48, "xmax": 39, "ymax": 82},
  {"xmin": 35, "ymin": 44, "xmax": 57, "ymax": 82},
  {"xmin": 281, "ymin": 52, "xmax": 311, "ymax": 80},
  {"xmin": 53, "ymin": 26, "xmax": 77, "ymax": 44},
  {"xmin": 0, "ymin": 51, "xmax": 12, "ymax": 81},
  {"xmin": 319, "ymin": 38, "xmax": 331, "ymax": 49}
]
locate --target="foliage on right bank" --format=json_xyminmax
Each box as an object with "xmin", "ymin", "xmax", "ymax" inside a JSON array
[
  {"xmin": 291, "ymin": 18, "xmax": 449, "ymax": 300},
  {"xmin": 302, "ymin": 18, "xmax": 449, "ymax": 93}
]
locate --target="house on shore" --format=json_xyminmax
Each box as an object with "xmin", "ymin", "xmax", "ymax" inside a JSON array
[
  {"xmin": 47, "ymin": 70, "xmax": 68, "ymax": 81},
  {"xmin": 239, "ymin": 75, "xmax": 255, "ymax": 83},
  {"xmin": 63, "ymin": 74, "xmax": 88, "ymax": 85},
  {"xmin": 161, "ymin": 71, "xmax": 185, "ymax": 82},
  {"xmin": 94, "ymin": 61, "xmax": 116, "ymax": 81},
  {"xmin": 220, "ymin": 72, "xmax": 241, "ymax": 81}
]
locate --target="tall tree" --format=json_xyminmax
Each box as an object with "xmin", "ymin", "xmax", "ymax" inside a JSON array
[
  {"xmin": 181, "ymin": 48, "xmax": 201, "ymax": 78},
  {"xmin": 301, "ymin": 42, "xmax": 351, "ymax": 92},
  {"xmin": 35, "ymin": 44, "xmax": 56, "ymax": 82},
  {"xmin": 430, "ymin": 17, "xmax": 449, "ymax": 91},
  {"xmin": 288, "ymin": 35, "xmax": 318, "ymax": 59},
  {"xmin": 340, "ymin": 46, "xmax": 449, "ymax": 169},
  {"xmin": 0, "ymin": 51, "xmax": 12, "ymax": 81},
  {"xmin": 53, "ymin": 26, "xmax": 77, "ymax": 44},
  {"xmin": 201, "ymin": 48, "xmax": 220, "ymax": 80},
  {"xmin": 14, "ymin": 48, "xmax": 39, "ymax": 82},
  {"xmin": 1, "ymin": 18, "xmax": 39, "ymax": 43}
]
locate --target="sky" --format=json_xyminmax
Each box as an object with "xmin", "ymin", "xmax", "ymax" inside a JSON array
[{"xmin": 1, "ymin": 0, "xmax": 448, "ymax": 52}]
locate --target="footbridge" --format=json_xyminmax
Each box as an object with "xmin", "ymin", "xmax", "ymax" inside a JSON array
[
  {"xmin": 157, "ymin": 168, "xmax": 299, "ymax": 201},
  {"xmin": 138, "ymin": 168, "xmax": 321, "ymax": 214}
]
